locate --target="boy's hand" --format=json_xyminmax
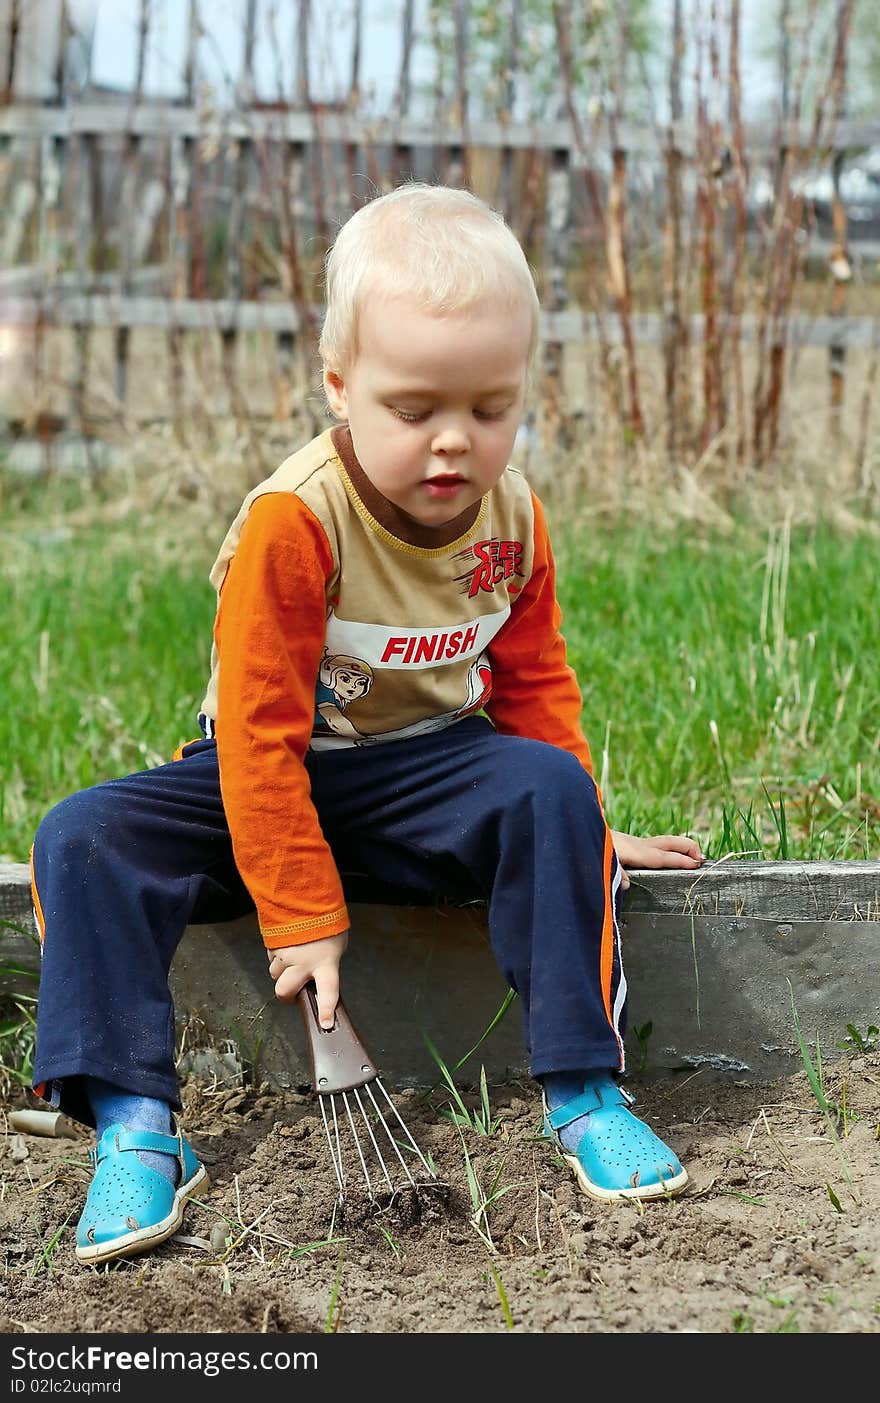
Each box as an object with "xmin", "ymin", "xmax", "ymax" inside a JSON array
[
  {"xmin": 267, "ymin": 931, "xmax": 349, "ymax": 1029},
  {"xmin": 610, "ymin": 831, "xmax": 704, "ymax": 891}
]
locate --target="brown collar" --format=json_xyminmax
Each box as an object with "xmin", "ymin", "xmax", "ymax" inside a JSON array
[{"xmin": 330, "ymin": 425, "xmax": 482, "ymax": 549}]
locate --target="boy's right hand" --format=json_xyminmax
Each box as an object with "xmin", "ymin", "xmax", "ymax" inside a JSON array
[{"xmin": 267, "ymin": 931, "xmax": 349, "ymax": 1029}]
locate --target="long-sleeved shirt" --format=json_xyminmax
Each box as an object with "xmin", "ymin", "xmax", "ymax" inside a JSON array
[{"xmin": 200, "ymin": 425, "xmax": 593, "ymax": 950}]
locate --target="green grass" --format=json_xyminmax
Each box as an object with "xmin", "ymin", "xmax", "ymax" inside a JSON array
[
  {"xmin": 422, "ymin": 1029, "xmax": 503, "ymax": 1135},
  {"xmin": 0, "ymin": 507, "xmax": 217, "ymax": 860},
  {"xmin": 1, "ymin": 482, "xmax": 878, "ymax": 863},
  {"xmin": 554, "ymin": 515, "xmax": 880, "ymax": 859}
]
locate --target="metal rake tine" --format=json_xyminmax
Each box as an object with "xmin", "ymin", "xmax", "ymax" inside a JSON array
[
  {"xmin": 296, "ymin": 986, "xmax": 434, "ymax": 1199},
  {"xmin": 370, "ymin": 1077, "xmax": 436, "ymax": 1180},
  {"xmin": 341, "ymin": 1090, "xmax": 375, "ymax": 1199},
  {"xmin": 318, "ymin": 1093, "xmax": 345, "ymax": 1201},
  {"xmin": 351, "ymin": 1086, "xmax": 395, "ymax": 1193},
  {"xmin": 362, "ymin": 1081, "xmax": 417, "ymax": 1187},
  {"xmin": 330, "ymin": 1090, "xmax": 345, "ymax": 1190}
]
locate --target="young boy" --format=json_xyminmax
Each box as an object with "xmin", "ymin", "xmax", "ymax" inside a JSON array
[{"xmin": 30, "ymin": 183, "xmax": 703, "ymax": 1266}]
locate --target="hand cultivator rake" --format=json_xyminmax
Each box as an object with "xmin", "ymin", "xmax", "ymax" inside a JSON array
[{"xmin": 297, "ymin": 983, "xmax": 437, "ymax": 1206}]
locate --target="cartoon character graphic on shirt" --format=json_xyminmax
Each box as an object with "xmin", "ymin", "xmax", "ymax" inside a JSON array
[
  {"xmin": 314, "ymin": 652, "xmax": 374, "ymax": 739},
  {"xmin": 353, "ymin": 654, "xmax": 493, "ymax": 746}
]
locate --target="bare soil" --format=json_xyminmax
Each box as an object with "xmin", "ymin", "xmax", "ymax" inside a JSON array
[{"xmin": 1, "ymin": 1054, "xmax": 879, "ymax": 1336}]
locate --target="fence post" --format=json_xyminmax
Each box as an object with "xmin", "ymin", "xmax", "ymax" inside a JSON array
[
  {"xmin": 168, "ymin": 132, "xmax": 193, "ymax": 441},
  {"xmin": 827, "ymin": 2, "xmax": 854, "ymax": 445},
  {"xmin": 2, "ymin": 0, "xmax": 20, "ymax": 105},
  {"xmin": 452, "ymin": 0, "xmax": 471, "ymax": 189},
  {"xmin": 170, "ymin": 134, "xmax": 192, "ymax": 301},
  {"xmin": 389, "ymin": 0, "xmax": 415, "ymax": 187},
  {"xmin": 221, "ymin": 134, "xmax": 249, "ymax": 420},
  {"xmin": 3, "ymin": 138, "xmax": 35, "ymax": 266},
  {"xmin": 114, "ymin": 131, "xmax": 141, "ymax": 407},
  {"xmin": 273, "ymin": 329, "xmax": 295, "ymax": 422},
  {"xmin": 496, "ymin": 0, "xmax": 521, "ymax": 224},
  {"xmin": 183, "ymin": 0, "xmax": 200, "ymax": 108},
  {"xmin": 37, "ymin": 134, "xmax": 61, "ymax": 280},
  {"xmin": 69, "ymin": 132, "xmax": 91, "ymax": 437},
  {"xmin": 727, "ymin": 0, "xmax": 748, "ymax": 465},
  {"xmin": 828, "ymin": 148, "xmax": 849, "ymax": 444},
  {"xmin": 541, "ymin": 146, "xmax": 571, "ymax": 453},
  {"xmin": 113, "ymin": 0, "xmax": 151, "ymax": 412},
  {"xmin": 54, "ymin": 0, "xmax": 69, "ymax": 107}
]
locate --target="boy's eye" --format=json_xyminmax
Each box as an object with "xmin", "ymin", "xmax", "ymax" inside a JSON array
[{"xmin": 390, "ymin": 406, "xmax": 510, "ymax": 423}]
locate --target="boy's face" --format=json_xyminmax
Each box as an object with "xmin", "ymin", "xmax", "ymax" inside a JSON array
[{"xmin": 323, "ymin": 294, "xmax": 532, "ymax": 528}]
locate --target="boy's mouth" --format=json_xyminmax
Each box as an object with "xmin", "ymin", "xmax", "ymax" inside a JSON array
[{"xmin": 423, "ymin": 472, "xmax": 467, "ymax": 499}]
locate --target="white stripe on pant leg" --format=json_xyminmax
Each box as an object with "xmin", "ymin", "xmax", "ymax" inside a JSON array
[{"xmin": 610, "ymin": 858, "xmax": 628, "ymax": 1068}]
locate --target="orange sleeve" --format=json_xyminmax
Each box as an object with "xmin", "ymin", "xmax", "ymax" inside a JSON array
[
  {"xmin": 214, "ymin": 492, "xmax": 350, "ymax": 949},
  {"xmin": 485, "ymin": 490, "xmax": 594, "ymax": 776}
]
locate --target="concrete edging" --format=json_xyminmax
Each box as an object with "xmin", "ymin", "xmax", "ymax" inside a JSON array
[{"xmin": 2, "ymin": 860, "xmax": 879, "ymax": 1086}]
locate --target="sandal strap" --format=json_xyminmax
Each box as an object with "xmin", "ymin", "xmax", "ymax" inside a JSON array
[
  {"xmin": 96, "ymin": 1128, "xmax": 182, "ymax": 1163},
  {"xmin": 545, "ymin": 1079, "xmax": 630, "ymax": 1132}
]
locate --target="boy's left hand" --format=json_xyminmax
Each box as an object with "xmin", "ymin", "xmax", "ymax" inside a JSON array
[{"xmin": 610, "ymin": 831, "xmax": 704, "ymax": 890}]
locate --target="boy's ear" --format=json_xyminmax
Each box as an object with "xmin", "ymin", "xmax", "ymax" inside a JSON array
[{"xmin": 323, "ymin": 369, "xmax": 348, "ymax": 419}]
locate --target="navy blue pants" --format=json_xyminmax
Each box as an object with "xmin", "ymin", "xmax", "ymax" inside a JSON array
[{"xmin": 31, "ymin": 717, "xmax": 626, "ymax": 1126}]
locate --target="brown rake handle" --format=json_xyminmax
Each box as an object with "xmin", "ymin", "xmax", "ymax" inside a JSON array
[{"xmin": 297, "ymin": 982, "xmax": 379, "ymax": 1095}]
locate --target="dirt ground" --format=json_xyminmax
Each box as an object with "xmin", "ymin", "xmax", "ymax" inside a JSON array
[{"xmin": 1, "ymin": 1053, "xmax": 878, "ymax": 1337}]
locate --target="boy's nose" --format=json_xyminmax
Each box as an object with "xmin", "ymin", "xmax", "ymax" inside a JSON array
[{"xmin": 430, "ymin": 425, "xmax": 470, "ymax": 455}]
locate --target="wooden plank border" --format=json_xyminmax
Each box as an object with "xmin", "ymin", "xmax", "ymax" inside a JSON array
[{"xmin": 4, "ymin": 859, "xmax": 880, "ymax": 937}]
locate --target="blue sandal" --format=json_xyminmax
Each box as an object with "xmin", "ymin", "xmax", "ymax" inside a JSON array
[
  {"xmin": 543, "ymin": 1076, "xmax": 689, "ymax": 1202},
  {"xmin": 76, "ymin": 1121, "xmax": 209, "ymax": 1265}
]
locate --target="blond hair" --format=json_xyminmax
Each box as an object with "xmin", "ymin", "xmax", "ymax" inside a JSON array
[{"xmin": 318, "ymin": 183, "xmax": 540, "ymax": 374}]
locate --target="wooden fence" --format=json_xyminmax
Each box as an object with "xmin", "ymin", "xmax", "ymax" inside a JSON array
[{"xmin": 1, "ymin": 0, "xmax": 878, "ymax": 468}]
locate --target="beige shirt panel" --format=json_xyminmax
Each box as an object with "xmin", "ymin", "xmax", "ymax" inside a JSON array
[{"xmin": 200, "ymin": 430, "xmax": 536, "ymax": 746}]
